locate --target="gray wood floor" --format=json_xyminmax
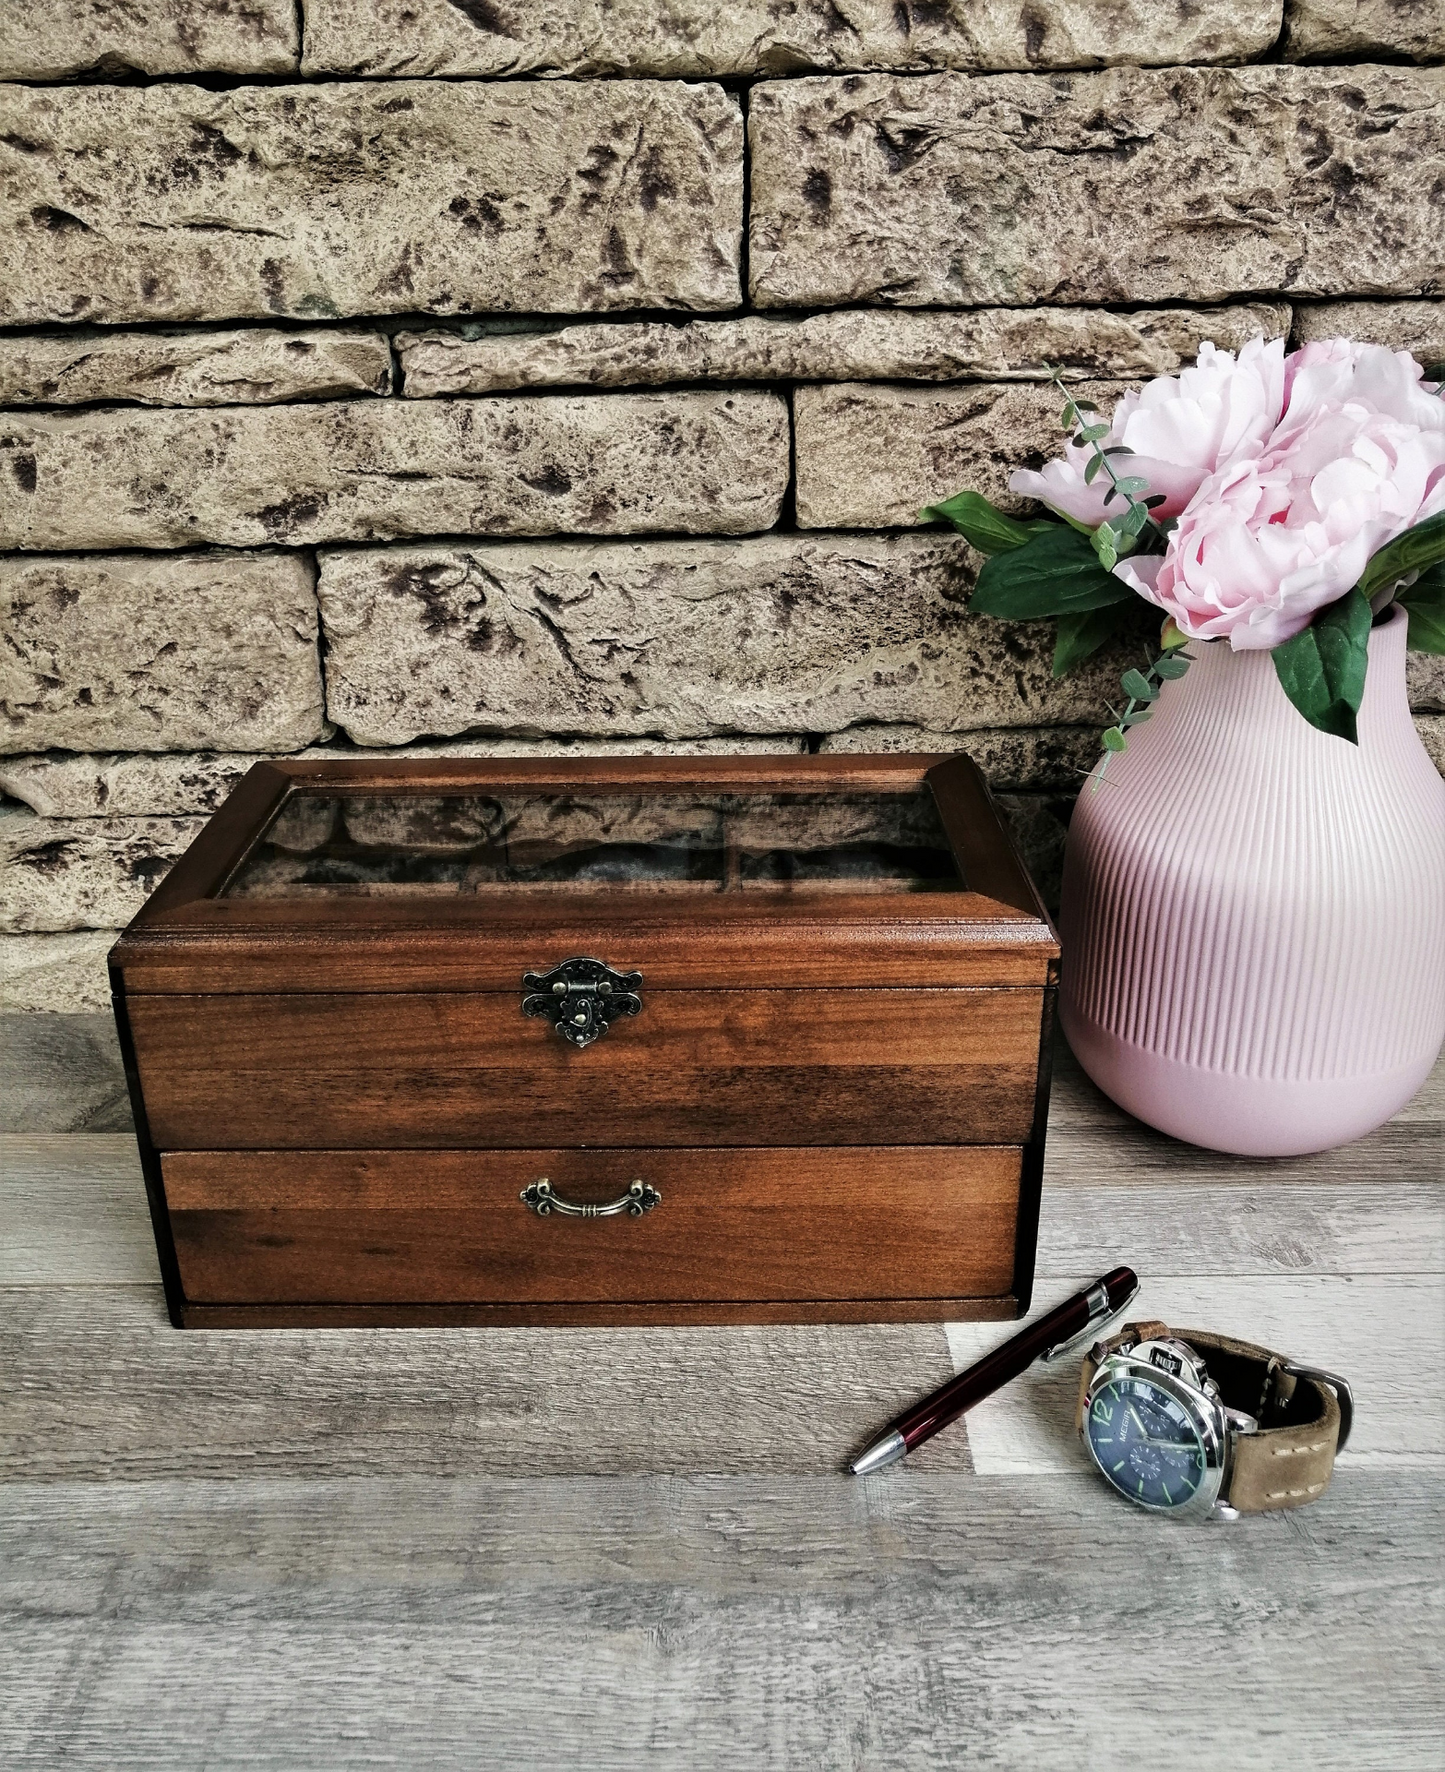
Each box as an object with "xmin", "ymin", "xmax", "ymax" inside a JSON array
[{"xmin": 2, "ymin": 1014, "xmax": 1441, "ymax": 1769}]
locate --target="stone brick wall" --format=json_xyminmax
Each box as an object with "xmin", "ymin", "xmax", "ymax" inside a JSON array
[{"xmin": 2, "ymin": 3, "xmax": 1442, "ymax": 1009}]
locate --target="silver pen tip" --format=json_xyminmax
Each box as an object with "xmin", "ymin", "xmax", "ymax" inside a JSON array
[{"xmin": 850, "ymin": 1429, "xmax": 907, "ymax": 1476}]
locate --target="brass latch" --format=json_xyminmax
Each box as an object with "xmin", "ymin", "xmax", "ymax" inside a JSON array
[{"xmin": 521, "ymin": 957, "xmax": 643, "ymax": 1050}]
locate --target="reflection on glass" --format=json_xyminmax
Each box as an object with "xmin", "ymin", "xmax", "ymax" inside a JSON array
[{"xmin": 223, "ymin": 789, "xmax": 963, "ymax": 898}]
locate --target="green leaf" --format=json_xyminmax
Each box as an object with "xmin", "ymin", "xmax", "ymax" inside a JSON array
[
  {"xmin": 1122, "ymin": 706, "xmax": 1152, "ymax": 726},
  {"xmin": 1083, "ymin": 453, "xmax": 1104, "ymax": 486},
  {"xmin": 1357, "ymin": 511, "xmax": 1445, "ymax": 602},
  {"xmin": 1071, "ymin": 399, "xmax": 1099, "ymax": 413},
  {"xmin": 1076, "ymin": 423, "xmax": 1110, "ymax": 444},
  {"xmin": 1051, "ymin": 605, "xmax": 1128, "ymax": 678},
  {"xmin": 1115, "ymin": 476, "xmax": 1149, "ymax": 496},
  {"xmin": 1103, "ymin": 445, "xmax": 1134, "ymax": 457},
  {"xmin": 972, "ymin": 524, "xmax": 1137, "ymax": 620},
  {"xmin": 1101, "ymin": 727, "xmax": 1128, "ymax": 753},
  {"xmin": 917, "ymin": 490, "xmax": 1050, "ymax": 553},
  {"xmin": 1153, "ymin": 654, "xmax": 1190, "ymax": 680},
  {"xmin": 1270, "ymin": 588, "xmax": 1372, "ymax": 743},
  {"xmin": 1092, "ymin": 525, "xmax": 1119, "ymax": 569},
  {"xmin": 1420, "ymin": 360, "xmax": 1445, "ymax": 385},
  {"xmin": 1160, "ymin": 618, "xmax": 1190, "ymax": 651},
  {"xmin": 1120, "ymin": 668, "xmax": 1157, "ymax": 701},
  {"xmin": 1119, "ymin": 502, "xmax": 1149, "ymax": 538},
  {"xmin": 1399, "ymin": 559, "xmax": 1445, "ymax": 654}
]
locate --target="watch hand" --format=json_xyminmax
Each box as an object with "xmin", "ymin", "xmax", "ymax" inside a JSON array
[{"xmin": 1120, "ymin": 1404, "xmax": 1192, "ymax": 1456}]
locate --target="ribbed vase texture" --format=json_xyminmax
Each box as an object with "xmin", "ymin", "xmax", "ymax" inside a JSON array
[{"xmin": 1060, "ymin": 606, "xmax": 1445, "ymax": 1156}]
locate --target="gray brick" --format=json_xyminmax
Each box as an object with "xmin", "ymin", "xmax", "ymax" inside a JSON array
[
  {"xmin": 0, "ymin": 932, "xmax": 119, "ymax": 1013},
  {"xmin": 0, "ymin": 809, "xmax": 203, "ymax": 933},
  {"xmin": 0, "ymin": 328, "xmax": 393, "ymax": 407},
  {"xmin": 1291, "ymin": 301, "xmax": 1445, "ymax": 367},
  {"xmin": 316, "ymin": 534, "xmax": 1145, "ymax": 748},
  {"xmin": 398, "ymin": 303, "xmax": 1290, "ymax": 397},
  {"xmin": 1, "ymin": 552, "xmax": 325, "ymax": 756},
  {"xmin": 0, "ymin": 393, "xmax": 790, "ymax": 550},
  {"xmin": 749, "ymin": 65, "xmax": 1445, "ymax": 310},
  {"xmin": 1282, "ymin": 0, "xmax": 1444, "ymax": 61},
  {"xmin": 303, "ymin": 0, "xmax": 1279, "ymax": 78},
  {"xmin": 1, "ymin": 79, "xmax": 742, "ymax": 325},
  {"xmin": 1408, "ymin": 654, "xmax": 1444, "ymax": 713},
  {"xmin": 794, "ymin": 380, "xmax": 1131, "ymax": 530},
  {"xmin": 0, "ymin": 1, "xmax": 298, "ymax": 80}
]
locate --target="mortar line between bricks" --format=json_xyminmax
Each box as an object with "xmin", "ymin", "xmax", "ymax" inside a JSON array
[
  {"xmin": 11, "ymin": 56, "xmax": 1445, "ymax": 92},
  {"xmin": 0, "ymin": 299, "xmax": 1345, "ymax": 346},
  {"xmin": 777, "ymin": 386, "xmax": 799, "ymax": 532},
  {"xmin": 1, "ymin": 525, "xmax": 948, "ymax": 555},
  {"xmin": 1264, "ymin": 9, "xmax": 1291, "ymax": 63},
  {"xmin": 0, "ymin": 378, "xmax": 802, "ymax": 417},
  {"xmin": 737, "ymin": 79, "xmax": 752, "ymax": 313}
]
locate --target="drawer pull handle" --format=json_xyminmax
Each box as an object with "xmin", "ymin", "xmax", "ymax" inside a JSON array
[{"xmin": 520, "ymin": 1178, "xmax": 661, "ymax": 1219}]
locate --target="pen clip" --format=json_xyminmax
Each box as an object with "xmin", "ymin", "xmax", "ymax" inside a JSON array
[{"xmin": 1039, "ymin": 1273, "xmax": 1140, "ymax": 1364}]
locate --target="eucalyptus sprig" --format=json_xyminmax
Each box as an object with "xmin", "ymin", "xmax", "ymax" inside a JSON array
[
  {"xmin": 1045, "ymin": 365, "xmax": 1168, "ymax": 570},
  {"xmin": 1095, "ymin": 620, "xmax": 1194, "ymax": 787}
]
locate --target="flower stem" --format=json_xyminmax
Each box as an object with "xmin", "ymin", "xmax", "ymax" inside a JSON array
[
  {"xmin": 1047, "ymin": 367, "xmax": 1163, "ymax": 565},
  {"xmin": 1093, "ymin": 631, "xmax": 1193, "ymax": 789}
]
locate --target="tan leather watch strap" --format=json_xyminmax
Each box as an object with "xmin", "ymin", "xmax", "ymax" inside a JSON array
[
  {"xmin": 1185, "ymin": 1330, "xmax": 1342, "ymax": 1512},
  {"xmin": 1076, "ymin": 1321, "xmax": 1344, "ymax": 1514}
]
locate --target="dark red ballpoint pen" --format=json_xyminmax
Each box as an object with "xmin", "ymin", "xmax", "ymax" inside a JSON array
[{"xmin": 850, "ymin": 1266, "xmax": 1140, "ymax": 1474}]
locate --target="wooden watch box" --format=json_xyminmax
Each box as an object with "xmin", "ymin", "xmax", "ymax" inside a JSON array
[{"xmin": 110, "ymin": 754, "xmax": 1060, "ymax": 1329}]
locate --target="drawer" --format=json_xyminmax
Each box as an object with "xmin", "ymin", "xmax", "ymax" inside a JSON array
[
  {"xmin": 129, "ymin": 988, "xmax": 1044, "ymax": 1149},
  {"xmin": 162, "ymin": 1145, "xmax": 1023, "ymax": 1307}
]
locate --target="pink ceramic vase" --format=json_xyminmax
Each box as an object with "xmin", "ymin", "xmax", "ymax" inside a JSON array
[{"xmin": 1060, "ymin": 605, "xmax": 1445, "ymax": 1156}]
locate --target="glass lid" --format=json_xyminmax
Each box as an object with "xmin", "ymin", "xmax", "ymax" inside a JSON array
[{"xmin": 222, "ymin": 785, "xmax": 964, "ymax": 899}]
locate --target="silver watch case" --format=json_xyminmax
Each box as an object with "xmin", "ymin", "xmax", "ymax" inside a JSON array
[{"xmin": 1082, "ymin": 1339, "xmax": 1254, "ymax": 1522}]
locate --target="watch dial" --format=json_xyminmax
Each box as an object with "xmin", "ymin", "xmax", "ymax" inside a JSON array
[{"xmin": 1086, "ymin": 1376, "xmax": 1206, "ymax": 1510}]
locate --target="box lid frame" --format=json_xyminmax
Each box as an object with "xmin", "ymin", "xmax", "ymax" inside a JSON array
[{"xmin": 110, "ymin": 753, "xmax": 1060, "ymax": 992}]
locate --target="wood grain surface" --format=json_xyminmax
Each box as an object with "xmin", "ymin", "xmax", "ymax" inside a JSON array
[
  {"xmin": 163, "ymin": 1144, "xmax": 1020, "ymax": 1306},
  {"xmin": 127, "ymin": 987, "xmax": 1044, "ymax": 1148},
  {"xmin": 112, "ymin": 912, "xmax": 1058, "ymax": 993},
  {"xmin": 2, "ymin": 1473, "xmax": 1438, "ymax": 1771},
  {"xmin": 0, "ymin": 1286, "xmax": 969, "ymax": 1480},
  {"xmin": 0, "ymin": 1016, "xmax": 131, "ymax": 1135},
  {"xmin": 31, "ymin": 1011, "xmax": 1444, "ymax": 1138},
  {"xmin": 2, "ymin": 1027, "xmax": 1441, "ymax": 1768},
  {"xmin": 4, "ymin": 1123, "xmax": 1440, "ymax": 1289},
  {"xmin": 176, "ymin": 1295, "xmax": 1019, "ymax": 1328}
]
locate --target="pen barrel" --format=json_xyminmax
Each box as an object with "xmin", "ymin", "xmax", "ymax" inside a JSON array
[{"xmin": 896, "ymin": 1294, "xmax": 1095, "ymax": 1449}]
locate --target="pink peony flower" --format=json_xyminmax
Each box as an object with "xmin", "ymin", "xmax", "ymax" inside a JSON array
[
  {"xmin": 1115, "ymin": 382, "xmax": 1445, "ymax": 650},
  {"xmin": 1279, "ymin": 338, "xmax": 1445, "ymax": 439},
  {"xmin": 1009, "ymin": 337, "xmax": 1286, "ymax": 525}
]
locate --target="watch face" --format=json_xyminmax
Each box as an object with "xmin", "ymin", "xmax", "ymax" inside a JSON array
[{"xmin": 1086, "ymin": 1374, "xmax": 1207, "ymax": 1511}]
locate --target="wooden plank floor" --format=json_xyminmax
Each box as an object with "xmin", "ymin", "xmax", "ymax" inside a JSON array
[{"xmin": 1, "ymin": 1014, "xmax": 1441, "ymax": 1769}]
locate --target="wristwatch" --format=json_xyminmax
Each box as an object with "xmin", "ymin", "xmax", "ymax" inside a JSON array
[{"xmin": 1076, "ymin": 1319, "xmax": 1352, "ymax": 1521}]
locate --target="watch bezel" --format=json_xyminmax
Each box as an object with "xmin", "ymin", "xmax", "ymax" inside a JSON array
[{"xmin": 1082, "ymin": 1350, "xmax": 1229, "ymax": 1520}]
